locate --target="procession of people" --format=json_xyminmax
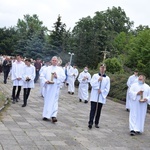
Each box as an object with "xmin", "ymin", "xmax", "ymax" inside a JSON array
[{"xmin": 0, "ymin": 54, "xmax": 150, "ymax": 137}]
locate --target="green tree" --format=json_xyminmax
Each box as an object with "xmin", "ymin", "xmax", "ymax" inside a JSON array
[
  {"xmin": 71, "ymin": 6, "xmax": 133, "ymax": 68},
  {"xmin": 0, "ymin": 27, "xmax": 17, "ymax": 55},
  {"xmin": 72, "ymin": 16, "xmax": 100, "ymax": 68},
  {"xmin": 127, "ymin": 29, "xmax": 150, "ymax": 77},
  {"xmin": 48, "ymin": 15, "xmax": 68, "ymax": 52},
  {"xmin": 14, "ymin": 14, "xmax": 48, "ymax": 58}
]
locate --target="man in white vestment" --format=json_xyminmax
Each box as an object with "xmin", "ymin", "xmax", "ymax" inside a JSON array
[
  {"xmin": 22, "ymin": 59, "xmax": 35, "ymax": 107},
  {"xmin": 63, "ymin": 62, "xmax": 70, "ymax": 87},
  {"xmin": 129, "ymin": 75, "xmax": 150, "ymax": 136},
  {"xmin": 126, "ymin": 70, "xmax": 138, "ymax": 111},
  {"xmin": 78, "ymin": 66, "xmax": 91, "ymax": 103},
  {"xmin": 88, "ymin": 64, "xmax": 110, "ymax": 129},
  {"xmin": 67, "ymin": 65, "xmax": 78, "ymax": 95},
  {"xmin": 11, "ymin": 55, "xmax": 25, "ymax": 104},
  {"xmin": 40, "ymin": 56, "xmax": 66, "ymax": 123},
  {"xmin": 39, "ymin": 60, "xmax": 50, "ymax": 97}
]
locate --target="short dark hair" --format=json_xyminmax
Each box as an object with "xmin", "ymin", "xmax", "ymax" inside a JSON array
[
  {"xmin": 25, "ymin": 58, "xmax": 31, "ymax": 62},
  {"xmin": 100, "ymin": 63, "xmax": 106, "ymax": 67}
]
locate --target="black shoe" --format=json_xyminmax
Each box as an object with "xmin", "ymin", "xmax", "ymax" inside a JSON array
[
  {"xmin": 95, "ymin": 124, "xmax": 99, "ymax": 128},
  {"xmin": 68, "ymin": 91, "xmax": 70, "ymax": 94},
  {"xmin": 79, "ymin": 99, "xmax": 82, "ymax": 102},
  {"xmin": 22, "ymin": 104, "xmax": 26, "ymax": 107},
  {"xmin": 84, "ymin": 100, "xmax": 88, "ymax": 103},
  {"xmin": 135, "ymin": 131, "xmax": 141, "ymax": 134},
  {"xmin": 43, "ymin": 117, "xmax": 48, "ymax": 121},
  {"xmin": 72, "ymin": 92, "xmax": 74, "ymax": 95},
  {"xmin": 52, "ymin": 117, "xmax": 57, "ymax": 123},
  {"xmin": 130, "ymin": 130, "xmax": 135, "ymax": 136},
  {"xmin": 126, "ymin": 109, "xmax": 129, "ymax": 112},
  {"xmin": 12, "ymin": 100, "xmax": 16, "ymax": 104},
  {"xmin": 88, "ymin": 124, "xmax": 92, "ymax": 129},
  {"xmin": 16, "ymin": 97, "xmax": 20, "ymax": 101}
]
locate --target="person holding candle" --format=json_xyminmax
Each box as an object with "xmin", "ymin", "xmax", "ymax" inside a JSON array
[
  {"xmin": 129, "ymin": 74, "xmax": 150, "ymax": 136},
  {"xmin": 40, "ymin": 56, "xmax": 66, "ymax": 123}
]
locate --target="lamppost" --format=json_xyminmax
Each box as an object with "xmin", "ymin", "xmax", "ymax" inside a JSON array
[{"xmin": 68, "ymin": 52, "xmax": 74, "ymax": 66}]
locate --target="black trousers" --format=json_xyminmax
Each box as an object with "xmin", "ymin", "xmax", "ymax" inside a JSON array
[
  {"xmin": 12, "ymin": 86, "xmax": 21, "ymax": 100},
  {"xmin": 34, "ymin": 70, "xmax": 39, "ymax": 83},
  {"xmin": 23, "ymin": 88, "xmax": 31, "ymax": 105},
  {"xmin": 88, "ymin": 101, "xmax": 103, "ymax": 125},
  {"xmin": 3, "ymin": 70, "xmax": 10, "ymax": 83}
]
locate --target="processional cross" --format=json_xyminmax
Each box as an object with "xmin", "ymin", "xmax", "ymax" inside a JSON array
[{"xmin": 101, "ymin": 48, "xmax": 110, "ymax": 61}]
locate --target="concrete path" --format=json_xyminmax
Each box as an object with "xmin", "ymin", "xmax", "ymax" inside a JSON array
[{"xmin": 0, "ymin": 75, "xmax": 150, "ymax": 150}]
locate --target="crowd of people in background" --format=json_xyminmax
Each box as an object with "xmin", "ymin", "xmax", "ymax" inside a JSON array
[{"xmin": 0, "ymin": 54, "xmax": 150, "ymax": 137}]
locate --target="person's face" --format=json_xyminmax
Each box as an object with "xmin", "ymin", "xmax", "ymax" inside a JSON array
[
  {"xmin": 84, "ymin": 67, "xmax": 88, "ymax": 72},
  {"xmin": 99, "ymin": 66, "xmax": 106, "ymax": 73},
  {"xmin": 25, "ymin": 61, "xmax": 30, "ymax": 66},
  {"xmin": 138, "ymin": 75, "xmax": 145, "ymax": 83},
  {"xmin": 37, "ymin": 59, "xmax": 40, "ymax": 62},
  {"xmin": 45, "ymin": 62, "xmax": 50, "ymax": 66},
  {"xmin": 51, "ymin": 58, "xmax": 58, "ymax": 66},
  {"xmin": 16, "ymin": 56, "xmax": 21, "ymax": 62},
  {"xmin": 134, "ymin": 71, "xmax": 138, "ymax": 76}
]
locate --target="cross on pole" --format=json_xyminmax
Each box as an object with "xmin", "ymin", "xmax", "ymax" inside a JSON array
[{"xmin": 101, "ymin": 48, "xmax": 110, "ymax": 62}]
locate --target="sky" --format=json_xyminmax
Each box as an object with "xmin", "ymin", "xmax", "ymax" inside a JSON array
[{"xmin": 0, "ymin": 0, "xmax": 150, "ymax": 30}]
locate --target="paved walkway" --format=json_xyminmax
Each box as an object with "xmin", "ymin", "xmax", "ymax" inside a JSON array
[{"xmin": 0, "ymin": 75, "xmax": 150, "ymax": 150}]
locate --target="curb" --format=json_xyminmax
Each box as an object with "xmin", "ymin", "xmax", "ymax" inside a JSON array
[{"xmin": 0, "ymin": 97, "xmax": 9, "ymax": 112}]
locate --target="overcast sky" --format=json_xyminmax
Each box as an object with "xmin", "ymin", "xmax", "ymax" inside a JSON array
[{"xmin": 0, "ymin": 0, "xmax": 149, "ymax": 30}]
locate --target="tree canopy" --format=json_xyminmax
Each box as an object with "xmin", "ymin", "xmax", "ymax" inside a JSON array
[{"xmin": 0, "ymin": 6, "xmax": 149, "ymax": 77}]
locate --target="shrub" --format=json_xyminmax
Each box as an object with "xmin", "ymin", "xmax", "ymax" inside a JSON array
[{"xmin": 103, "ymin": 57, "xmax": 124, "ymax": 74}]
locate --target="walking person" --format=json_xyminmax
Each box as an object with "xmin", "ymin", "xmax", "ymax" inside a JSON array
[
  {"xmin": 88, "ymin": 64, "xmax": 110, "ymax": 129},
  {"xmin": 39, "ymin": 59, "xmax": 50, "ymax": 97},
  {"xmin": 78, "ymin": 66, "xmax": 91, "ymax": 103},
  {"xmin": 126, "ymin": 69, "xmax": 138, "ymax": 111},
  {"xmin": 129, "ymin": 75, "xmax": 150, "ymax": 136},
  {"xmin": 22, "ymin": 59, "xmax": 35, "ymax": 107},
  {"xmin": 63, "ymin": 63, "xmax": 69, "ymax": 87},
  {"xmin": 2, "ymin": 56, "xmax": 12, "ymax": 84},
  {"xmin": 34, "ymin": 58, "xmax": 42, "ymax": 83},
  {"xmin": 67, "ymin": 64, "xmax": 79, "ymax": 95},
  {"xmin": 40, "ymin": 56, "xmax": 66, "ymax": 123},
  {"xmin": 11, "ymin": 55, "xmax": 25, "ymax": 104}
]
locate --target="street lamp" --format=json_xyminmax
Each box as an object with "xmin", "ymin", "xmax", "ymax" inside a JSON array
[{"xmin": 68, "ymin": 52, "xmax": 74, "ymax": 66}]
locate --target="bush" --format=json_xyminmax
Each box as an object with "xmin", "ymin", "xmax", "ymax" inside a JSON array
[
  {"xmin": 104, "ymin": 57, "xmax": 124, "ymax": 74},
  {"xmin": 108, "ymin": 73, "xmax": 128, "ymax": 101}
]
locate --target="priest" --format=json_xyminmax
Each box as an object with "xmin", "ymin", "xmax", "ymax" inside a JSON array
[
  {"xmin": 40, "ymin": 56, "xmax": 66, "ymax": 123},
  {"xmin": 129, "ymin": 75, "xmax": 150, "ymax": 136}
]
